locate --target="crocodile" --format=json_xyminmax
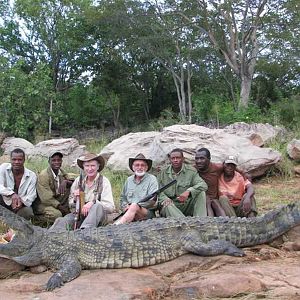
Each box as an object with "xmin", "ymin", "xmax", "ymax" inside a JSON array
[{"xmin": 0, "ymin": 201, "xmax": 300, "ymax": 291}]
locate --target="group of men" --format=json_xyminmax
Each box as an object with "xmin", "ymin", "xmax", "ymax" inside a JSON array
[{"xmin": 0, "ymin": 147, "xmax": 257, "ymax": 232}]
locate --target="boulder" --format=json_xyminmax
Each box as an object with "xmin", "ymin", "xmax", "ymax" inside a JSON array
[
  {"xmin": 100, "ymin": 131, "xmax": 160, "ymax": 172},
  {"xmin": 1, "ymin": 137, "xmax": 34, "ymax": 155},
  {"xmin": 31, "ymin": 138, "xmax": 87, "ymax": 167},
  {"xmin": 224, "ymin": 122, "xmax": 285, "ymax": 147},
  {"xmin": 287, "ymin": 139, "xmax": 300, "ymax": 160},
  {"xmin": 101, "ymin": 124, "xmax": 281, "ymax": 178},
  {"xmin": 294, "ymin": 165, "xmax": 300, "ymax": 175}
]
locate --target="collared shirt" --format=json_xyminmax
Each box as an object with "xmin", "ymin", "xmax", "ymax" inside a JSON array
[
  {"xmin": 69, "ymin": 173, "xmax": 115, "ymax": 213},
  {"xmin": 51, "ymin": 168, "xmax": 62, "ymax": 194},
  {"xmin": 120, "ymin": 173, "xmax": 159, "ymax": 210},
  {"xmin": 158, "ymin": 163, "xmax": 207, "ymax": 203},
  {"xmin": 218, "ymin": 171, "xmax": 251, "ymax": 206},
  {"xmin": 0, "ymin": 163, "xmax": 37, "ymax": 207},
  {"xmin": 36, "ymin": 166, "xmax": 70, "ymax": 212}
]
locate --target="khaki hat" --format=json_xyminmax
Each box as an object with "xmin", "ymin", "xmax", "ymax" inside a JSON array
[
  {"xmin": 224, "ymin": 155, "xmax": 238, "ymax": 165},
  {"xmin": 129, "ymin": 153, "xmax": 152, "ymax": 172},
  {"xmin": 48, "ymin": 151, "xmax": 63, "ymax": 160},
  {"xmin": 77, "ymin": 153, "xmax": 105, "ymax": 172}
]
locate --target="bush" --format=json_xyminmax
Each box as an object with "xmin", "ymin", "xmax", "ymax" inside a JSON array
[
  {"xmin": 192, "ymin": 91, "xmax": 265, "ymax": 126},
  {"xmin": 268, "ymin": 95, "xmax": 300, "ymax": 130},
  {"xmin": 148, "ymin": 108, "xmax": 181, "ymax": 131}
]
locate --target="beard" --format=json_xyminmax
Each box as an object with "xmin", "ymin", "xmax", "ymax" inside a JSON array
[{"xmin": 135, "ymin": 170, "xmax": 146, "ymax": 177}]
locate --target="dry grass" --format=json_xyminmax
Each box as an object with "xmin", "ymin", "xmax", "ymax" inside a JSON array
[{"xmin": 254, "ymin": 175, "xmax": 300, "ymax": 215}]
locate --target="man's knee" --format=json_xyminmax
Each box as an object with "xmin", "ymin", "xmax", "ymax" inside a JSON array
[
  {"xmin": 44, "ymin": 207, "xmax": 63, "ymax": 222},
  {"xmin": 17, "ymin": 206, "xmax": 34, "ymax": 220},
  {"xmin": 128, "ymin": 203, "xmax": 140, "ymax": 212}
]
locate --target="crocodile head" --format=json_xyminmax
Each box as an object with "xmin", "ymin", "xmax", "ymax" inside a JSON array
[{"xmin": 0, "ymin": 205, "xmax": 45, "ymax": 266}]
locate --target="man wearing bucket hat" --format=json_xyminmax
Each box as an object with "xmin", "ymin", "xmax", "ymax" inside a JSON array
[
  {"xmin": 114, "ymin": 153, "xmax": 159, "ymax": 225},
  {"xmin": 218, "ymin": 155, "xmax": 257, "ymax": 217},
  {"xmin": 50, "ymin": 152, "xmax": 115, "ymax": 230},
  {"xmin": 34, "ymin": 151, "xmax": 73, "ymax": 223}
]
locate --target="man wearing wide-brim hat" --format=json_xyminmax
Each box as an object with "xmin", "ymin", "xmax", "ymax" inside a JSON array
[
  {"xmin": 114, "ymin": 153, "xmax": 158, "ymax": 225},
  {"xmin": 50, "ymin": 152, "xmax": 115, "ymax": 230}
]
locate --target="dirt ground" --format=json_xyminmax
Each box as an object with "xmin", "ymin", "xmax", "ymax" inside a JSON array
[{"xmin": 0, "ymin": 177, "xmax": 300, "ymax": 300}]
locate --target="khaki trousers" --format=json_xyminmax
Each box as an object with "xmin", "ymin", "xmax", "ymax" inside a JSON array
[{"xmin": 160, "ymin": 191, "xmax": 207, "ymax": 217}]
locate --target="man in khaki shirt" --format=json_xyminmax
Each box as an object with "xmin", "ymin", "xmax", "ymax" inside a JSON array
[
  {"xmin": 158, "ymin": 148, "xmax": 207, "ymax": 217},
  {"xmin": 50, "ymin": 153, "xmax": 115, "ymax": 230},
  {"xmin": 34, "ymin": 151, "xmax": 73, "ymax": 223}
]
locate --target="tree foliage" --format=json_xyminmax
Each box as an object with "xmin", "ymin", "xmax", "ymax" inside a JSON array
[{"xmin": 0, "ymin": 0, "xmax": 298, "ymax": 140}]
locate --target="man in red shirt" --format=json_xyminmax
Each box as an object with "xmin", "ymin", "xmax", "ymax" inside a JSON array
[
  {"xmin": 218, "ymin": 155, "xmax": 257, "ymax": 217},
  {"xmin": 195, "ymin": 148, "xmax": 226, "ymax": 217}
]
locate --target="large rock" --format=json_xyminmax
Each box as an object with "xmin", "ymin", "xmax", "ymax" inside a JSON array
[
  {"xmin": 224, "ymin": 122, "xmax": 285, "ymax": 147},
  {"xmin": 1, "ymin": 137, "xmax": 34, "ymax": 155},
  {"xmin": 31, "ymin": 138, "xmax": 86, "ymax": 167},
  {"xmin": 1, "ymin": 251, "xmax": 300, "ymax": 299},
  {"xmin": 287, "ymin": 139, "xmax": 300, "ymax": 160},
  {"xmin": 101, "ymin": 124, "xmax": 281, "ymax": 178},
  {"xmin": 0, "ymin": 138, "xmax": 86, "ymax": 167},
  {"xmin": 101, "ymin": 131, "xmax": 160, "ymax": 172}
]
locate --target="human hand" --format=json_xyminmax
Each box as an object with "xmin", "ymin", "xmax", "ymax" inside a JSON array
[
  {"xmin": 162, "ymin": 198, "xmax": 173, "ymax": 207},
  {"xmin": 82, "ymin": 202, "xmax": 93, "ymax": 217},
  {"xmin": 242, "ymin": 197, "xmax": 251, "ymax": 214},
  {"xmin": 73, "ymin": 189, "xmax": 80, "ymax": 198},
  {"xmin": 177, "ymin": 191, "xmax": 190, "ymax": 203},
  {"xmin": 11, "ymin": 194, "xmax": 23, "ymax": 211},
  {"xmin": 58, "ymin": 180, "xmax": 68, "ymax": 195}
]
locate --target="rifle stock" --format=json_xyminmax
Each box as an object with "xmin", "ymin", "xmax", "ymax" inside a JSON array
[
  {"xmin": 74, "ymin": 170, "xmax": 85, "ymax": 229},
  {"xmin": 113, "ymin": 179, "xmax": 177, "ymax": 222}
]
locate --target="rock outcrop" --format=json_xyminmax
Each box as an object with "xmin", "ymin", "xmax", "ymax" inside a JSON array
[
  {"xmin": 224, "ymin": 122, "xmax": 285, "ymax": 147},
  {"xmin": 287, "ymin": 139, "xmax": 300, "ymax": 160},
  {"xmin": 101, "ymin": 124, "xmax": 281, "ymax": 178},
  {"xmin": 0, "ymin": 137, "xmax": 86, "ymax": 167},
  {"xmin": 31, "ymin": 138, "xmax": 86, "ymax": 166},
  {"xmin": 1, "ymin": 137, "xmax": 34, "ymax": 155}
]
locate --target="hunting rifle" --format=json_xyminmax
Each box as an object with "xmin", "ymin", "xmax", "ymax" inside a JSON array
[
  {"xmin": 74, "ymin": 170, "xmax": 85, "ymax": 230},
  {"xmin": 113, "ymin": 179, "xmax": 177, "ymax": 221}
]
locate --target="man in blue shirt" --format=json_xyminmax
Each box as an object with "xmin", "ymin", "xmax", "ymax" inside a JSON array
[{"xmin": 114, "ymin": 153, "xmax": 158, "ymax": 225}]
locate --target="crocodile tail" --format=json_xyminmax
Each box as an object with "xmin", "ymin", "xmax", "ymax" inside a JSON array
[{"xmin": 262, "ymin": 201, "xmax": 300, "ymax": 241}]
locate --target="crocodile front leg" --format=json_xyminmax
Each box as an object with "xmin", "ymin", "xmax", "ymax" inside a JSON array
[
  {"xmin": 46, "ymin": 254, "xmax": 82, "ymax": 291},
  {"xmin": 181, "ymin": 232, "xmax": 245, "ymax": 257}
]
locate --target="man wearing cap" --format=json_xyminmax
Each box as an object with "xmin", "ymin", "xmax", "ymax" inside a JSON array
[
  {"xmin": 0, "ymin": 148, "xmax": 36, "ymax": 220},
  {"xmin": 195, "ymin": 148, "xmax": 250, "ymax": 217},
  {"xmin": 34, "ymin": 151, "xmax": 73, "ymax": 223},
  {"xmin": 50, "ymin": 152, "xmax": 115, "ymax": 230},
  {"xmin": 114, "ymin": 153, "xmax": 158, "ymax": 225},
  {"xmin": 218, "ymin": 155, "xmax": 257, "ymax": 218},
  {"xmin": 158, "ymin": 148, "xmax": 208, "ymax": 218}
]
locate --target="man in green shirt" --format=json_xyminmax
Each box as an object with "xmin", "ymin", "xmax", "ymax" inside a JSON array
[
  {"xmin": 114, "ymin": 153, "xmax": 159, "ymax": 225},
  {"xmin": 34, "ymin": 151, "xmax": 73, "ymax": 223},
  {"xmin": 158, "ymin": 148, "xmax": 207, "ymax": 217}
]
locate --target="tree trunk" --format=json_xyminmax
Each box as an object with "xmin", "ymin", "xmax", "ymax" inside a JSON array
[
  {"xmin": 48, "ymin": 99, "xmax": 53, "ymax": 135},
  {"xmin": 187, "ymin": 59, "xmax": 192, "ymax": 123},
  {"xmin": 239, "ymin": 75, "xmax": 252, "ymax": 110}
]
